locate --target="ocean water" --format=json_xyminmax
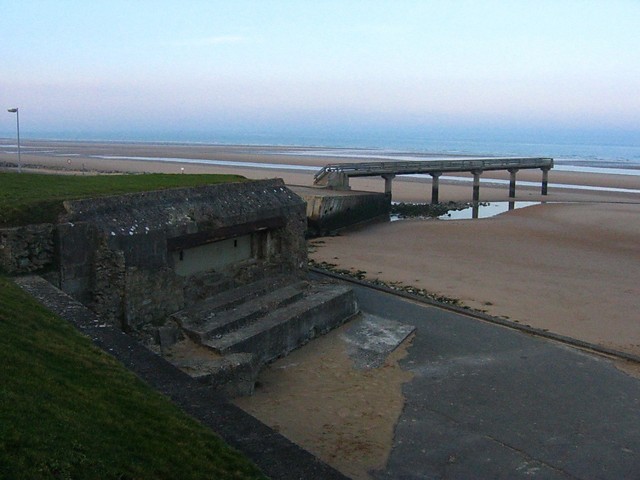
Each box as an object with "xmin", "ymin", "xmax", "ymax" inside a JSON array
[
  {"xmin": 242, "ymin": 136, "xmax": 632, "ymax": 169},
  {"xmin": 265, "ymin": 137, "xmax": 640, "ymax": 169},
  {"xmin": 168, "ymin": 130, "xmax": 640, "ymax": 169}
]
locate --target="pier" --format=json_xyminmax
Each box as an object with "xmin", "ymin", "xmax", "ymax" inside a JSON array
[{"xmin": 313, "ymin": 157, "xmax": 554, "ymax": 202}]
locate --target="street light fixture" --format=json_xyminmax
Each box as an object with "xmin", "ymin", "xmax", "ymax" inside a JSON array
[{"xmin": 7, "ymin": 108, "xmax": 21, "ymax": 173}]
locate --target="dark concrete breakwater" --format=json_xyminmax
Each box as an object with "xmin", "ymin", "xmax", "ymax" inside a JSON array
[{"xmin": 288, "ymin": 186, "xmax": 390, "ymax": 236}]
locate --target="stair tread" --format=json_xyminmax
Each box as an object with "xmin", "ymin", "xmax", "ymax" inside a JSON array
[
  {"xmin": 202, "ymin": 284, "xmax": 353, "ymax": 352},
  {"xmin": 173, "ymin": 274, "xmax": 299, "ymax": 323},
  {"xmin": 181, "ymin": 282, "xmax": 308, "ymax": 339}
]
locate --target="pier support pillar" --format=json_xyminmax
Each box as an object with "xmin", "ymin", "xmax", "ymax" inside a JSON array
[
  {"xmin": 325, "ymin": 172, "xmax": 351, "ymax": 190},
  {"xmin": 382, "ymin": 174, "xmax": 396, "ymax": 196},
  {"xmin": 541, "ymin": 168, "xmax": 550, "ymax": 195},
  {"xmin": 508, "ymin": 168, "xmax": 519, "ymax": 198},
  {"xmin": 472, "ymin": 170, "xmax": 482, "ymax": 202},
  {"xmin": 430, "ymin": 172, "xmax": 442, "ymax": 204}
]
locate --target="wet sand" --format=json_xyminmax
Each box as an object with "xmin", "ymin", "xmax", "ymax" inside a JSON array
[
  {"xmin": 234, "ymin": 323, "xmax": 414, "ymax": 480},
  {"xmin": 311, "ymin": 202, "xmax": 640, "ymax": 355},
  {"xmin": 3, "ymin": 139, "xmax": 640, "ymax": 478}
]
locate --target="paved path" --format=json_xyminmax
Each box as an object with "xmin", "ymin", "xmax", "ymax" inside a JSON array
[{"xmin": 348, "ymin": 284, "xmax": 640, "ymax": 479}]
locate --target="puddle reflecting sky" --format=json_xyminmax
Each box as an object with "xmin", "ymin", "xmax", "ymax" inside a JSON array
[
  {"xmin": 440, "ymin": 201, "xmax": 541, "ymax": 220},
  {"xmin": 391, "ymin": 201, "xmax": 542, "ymax": 222}
]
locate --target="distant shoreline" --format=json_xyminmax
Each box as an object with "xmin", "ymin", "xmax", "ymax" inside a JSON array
[
  {"xmin": 1, "ymin": 138, "xmax": 640, "ymax": 202},
  {"xmin": 1, "ymin": 136, "xmax": 639, "ymax": 170}
]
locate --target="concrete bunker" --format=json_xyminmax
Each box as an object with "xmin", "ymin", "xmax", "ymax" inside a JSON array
[
  {"xmin": 56, "ymin": 179, "xmax": 308, "ymax": 330},
  {"xmin": 5, "ymin": 178, "xmax": 359, "ymax": 395}
]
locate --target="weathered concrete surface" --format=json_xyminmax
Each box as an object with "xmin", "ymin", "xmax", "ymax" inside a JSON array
[
  {"xmin": 289, "ymin": 185, "xmax": 390, "ymax": 236},
  {"xmin": 202, "ymin": 282, "xmax": 358, "ymax": 364},
  {"xmin": 14, "ymin": 275, "xmax": 347, "ymax": 480},
  {"xmin": 168, "ymin": 273, "xmax": 359, "ymax": 394},
  {"xmin": 340, "ymin": 314, "xmax": 416, "ymax": 369},
  {"xmin": 0, "ymin": 223, "xmax": 55, "ymax": 274},
  {"xmin": 174, "ymin": 352, "xmax": 261, "ymax": 397},
  {"xmin": 174, "ymin": 278, "xmax": 308, "ymax": 343},
  {"xmin": 172, "ymin": 276, "xmax": 358, "ymax": 364}
]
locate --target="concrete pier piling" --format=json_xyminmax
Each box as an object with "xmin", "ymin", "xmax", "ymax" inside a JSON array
[
  {"xmin": 430, "ymin": 172, "xmax": 442, "ymax": 204},
  {"xmin": 542, "ymin": 167, "xmax": 550, "ymax": 195},
  {"xmin": 472, "ymin": 170, "xmax": 482, "ymax": 202},
  {"xmin": 508, "ymin": 168, "xmax": 519, "ymax": 198},
  {"xmin": 382, "ymin": 174, "xmax": 395, "ymax": 196}
]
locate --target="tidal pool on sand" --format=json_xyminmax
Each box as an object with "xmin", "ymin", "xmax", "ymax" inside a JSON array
[{"xmin": 390, "ymin": 201, "xmax": 542, "ymax": 222}]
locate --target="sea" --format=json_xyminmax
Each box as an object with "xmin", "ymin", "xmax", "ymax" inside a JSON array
[{"xmin": 190, "ymin": 131, "xmax": 640, "ymax": 171}]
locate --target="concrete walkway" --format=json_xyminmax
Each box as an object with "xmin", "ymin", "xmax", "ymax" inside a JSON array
[{"xmin": 349, "ymin": 284, "xmax": 640, "ymax": 479}]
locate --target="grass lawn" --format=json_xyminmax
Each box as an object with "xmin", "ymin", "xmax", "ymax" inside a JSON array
[
  {"xmin": 0, "ymin": 171, "xmax": 246, "ymax": 227},
  {"xmin": 0, "ymin": 276, "xmax": 267, "ymax": 479}
]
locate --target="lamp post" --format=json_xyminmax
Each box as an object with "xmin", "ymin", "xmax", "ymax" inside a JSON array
[{"xmin": 7, "ymin": 108, "xmax": 21, "ymax": 173}]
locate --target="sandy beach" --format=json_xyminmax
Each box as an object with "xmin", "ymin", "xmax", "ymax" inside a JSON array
[
  {"xmin": 3, "ymin": 139, "xmax": 640, "ymax": 478},
  {"xmin": 311, "ymin": 203, "xmax": 640, "ymax": 353}
]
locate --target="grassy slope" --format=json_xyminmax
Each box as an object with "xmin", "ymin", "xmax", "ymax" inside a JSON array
[
  {"xmin": 0, "ymin": 171, "xmax": 246, "ymax": 227},
  {"xmin": 0, "ymin": 276, "xmax": 267, "ymax": 479}
]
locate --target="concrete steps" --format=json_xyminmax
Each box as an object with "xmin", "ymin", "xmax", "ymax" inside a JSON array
[
  {"xmin": 174, "ymin": 281, "xmax": 308, "ymax": 342},
  {"xmin": 168, "ymin": 277, "xmax": 358, "ymax": 395},
  {"xmin": 175, "ymin": 274, "xmax": 296, "ymax": 322},
  {"xmin": 183, "ymin": 272, "xmax": 237, "ymax": 305},
  {"xmin": 203, "ymin": 283, "xmax": 355, "ymax": 363}
]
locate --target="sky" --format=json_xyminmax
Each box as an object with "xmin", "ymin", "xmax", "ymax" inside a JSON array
[{"xmin": 1, "ymin": 1, "xmax": 639, "ymax": 146}]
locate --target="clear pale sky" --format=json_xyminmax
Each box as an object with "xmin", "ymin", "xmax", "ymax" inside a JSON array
[{"xmin": 1, "ymin": 1, "xmax": 639, "ymax": 144}]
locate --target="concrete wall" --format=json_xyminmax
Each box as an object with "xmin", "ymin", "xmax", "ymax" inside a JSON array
[
  {"xmin": 0, "ymin": 224, "xmax": 55, "ymax": 275},
  {"xmin": 299, "ymin": 189, "xmax": 390, "ymax": 236}
]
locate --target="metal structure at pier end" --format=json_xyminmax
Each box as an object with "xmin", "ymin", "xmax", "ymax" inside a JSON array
[{"xmin": 313, "ymin": 157, "xmax": 554, "ymax": 203}]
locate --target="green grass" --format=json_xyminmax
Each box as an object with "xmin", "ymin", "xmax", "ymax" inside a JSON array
[
  {"xmin": 0, "ymin": 172, "xmax": 246, "ymax": 227},
  {"xmin": 0, "ymin": 276, "xmax": 267, "ymax": 480}
]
